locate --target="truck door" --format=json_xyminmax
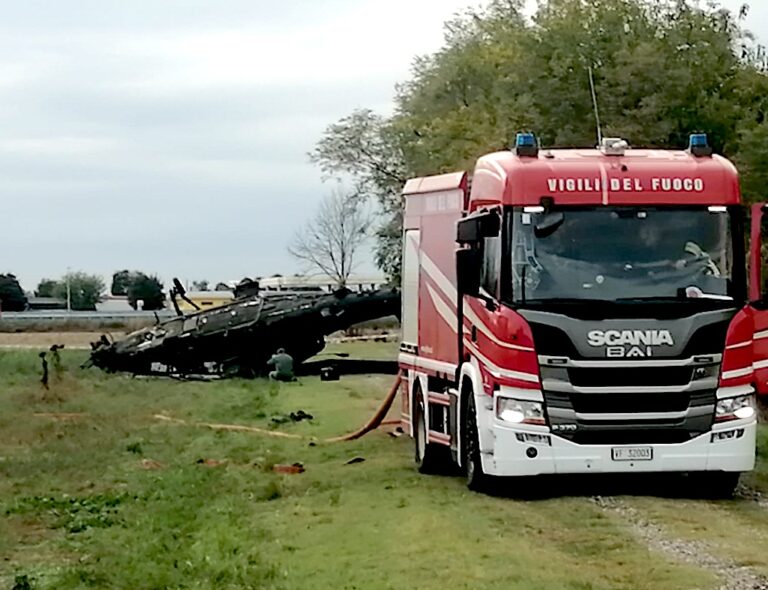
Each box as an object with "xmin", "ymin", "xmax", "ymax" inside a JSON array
[{"xmin": 749, "ymin": 203, "xmax": 768, "ymax": 397}]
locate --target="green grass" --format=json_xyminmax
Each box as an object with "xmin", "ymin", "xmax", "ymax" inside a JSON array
[
  {"xmin": 2, "ymin": 346, "xmax": 762, "ymax": 589},
  {"xmin": 314, "ymin": 339, "xmax": 399, "ymax": 360}
]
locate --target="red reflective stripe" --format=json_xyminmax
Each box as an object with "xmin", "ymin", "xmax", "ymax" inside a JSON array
[
  {"xmin": 428, "ymin": 431, "xmax": 451, "ymax": 445},
  {"xmin": 427, "ymin": 392, "xmax": 451, "ymax": 406}
]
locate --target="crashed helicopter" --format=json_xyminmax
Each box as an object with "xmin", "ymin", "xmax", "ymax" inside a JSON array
[{"xmin": 87, "ymin": 279, "xmax": 400, "ymax": 378}]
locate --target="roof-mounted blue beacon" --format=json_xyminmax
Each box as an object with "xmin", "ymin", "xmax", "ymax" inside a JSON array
[
  {"xmin": 514, "ymin": 132, "xmax": 539, "ymax": 157},
  {"xmin": 688, "ymin": 133, "xmax": 713, "ymax": 157}
]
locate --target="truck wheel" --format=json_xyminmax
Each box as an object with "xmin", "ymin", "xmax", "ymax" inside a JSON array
[
  {"xmin": 691, "ymin": 472, "xmax": 740, "ymax": 499},
  {"xmin": 758, "ymin": 396, "xmax": 768, "ymax": 423},
  {"xmin": 462, "ymin": 395, "xmax": 493, "ymax": 493},
  {"xmin": 413, "ymin": 390, "xmax": 451, "ymax": 474}
]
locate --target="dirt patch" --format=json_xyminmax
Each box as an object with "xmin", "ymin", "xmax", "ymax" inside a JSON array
[
  {"xmin": 0, "ymin": 332, "xmax": 124, "ymax": 349},
  {"xmin": 33, "ymin": 413, "xmax": 89, "ymax": 421},
  {"xmin": 593, "ymin": 496, "xmax": 768, "ymax": 590},
  {"xmin": 736, "ymin": 485, "xmax": 768, "ymax": 511}
]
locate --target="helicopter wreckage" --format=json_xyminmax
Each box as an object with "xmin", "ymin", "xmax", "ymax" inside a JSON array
[{"xmin": 87, "ymin": 280, "xmax": 400, "ymax": 378}]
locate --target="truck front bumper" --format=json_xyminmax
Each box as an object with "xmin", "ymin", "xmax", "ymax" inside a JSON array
[{"xmin": 484, "ymin": 419, "xmax": 757, "ymax": 477}]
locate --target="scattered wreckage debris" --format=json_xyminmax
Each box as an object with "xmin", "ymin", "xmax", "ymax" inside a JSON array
[
  {"xmin": 196, "ymin": 458, "xmax": 226, "ymax": 468},
  {"xmin": 271, "ymin": 410, "xmax": 314, "ymax": 425},
  {"xmin": 139, "ymin": 458, "xmax": 165, "ymax": 470},
  {"xmin": 86, "ymin": 279, "xmax": 400, "ymax": 379},
  {"xmin": 273, "ymin": 463, "xmax": 305, "ymax": 474}
]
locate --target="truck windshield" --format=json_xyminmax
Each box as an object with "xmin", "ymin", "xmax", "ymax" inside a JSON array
[{"xmin": 506, "ymin": 206, "xmax": 738, "ymax": 304}]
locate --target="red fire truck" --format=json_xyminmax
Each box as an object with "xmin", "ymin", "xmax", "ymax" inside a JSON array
[{"xmin": 398, "ymin": 133, "xmax": 766, "ymax": 495}]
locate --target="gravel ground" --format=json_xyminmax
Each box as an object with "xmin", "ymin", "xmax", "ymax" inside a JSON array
[
  {"xmin": 593, "ymin": 496, "xmax": 768, "ymax": 590},
  {"xmin": 736, "ymin": 485, "xmax": 768, "ymax": 511}
]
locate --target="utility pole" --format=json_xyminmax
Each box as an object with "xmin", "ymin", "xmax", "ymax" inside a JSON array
[{"xmin": 66, "ymin": 268, "xmax": 71, "ymax": 312}]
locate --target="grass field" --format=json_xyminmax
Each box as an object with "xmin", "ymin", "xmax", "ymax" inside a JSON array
[{"xmin": 1, "ymin": 343, "xmax": 767, "ymax": 589}]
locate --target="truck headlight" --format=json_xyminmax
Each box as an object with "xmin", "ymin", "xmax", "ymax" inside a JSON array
[
  {"xmin": 715, "ymin": 394, "xmax": 755, "ymax": 422},
  {"xmin": 496, "ymin": 398, "xmax": 545, "ymax": 425}
]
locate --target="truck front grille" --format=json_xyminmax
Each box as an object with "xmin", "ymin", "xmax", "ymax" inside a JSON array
[
  {"xmin": 541, "ymin": 360, "xmax": 718, "ymax": 445},
  {"xmin": 545, "ymin": 389, "xmax": 714, "ymax": 414},
  {"xmin": 567, "ymin": 366, "xmax": 693, "ymax": 388}
]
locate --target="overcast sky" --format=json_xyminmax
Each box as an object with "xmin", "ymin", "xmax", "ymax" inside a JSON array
[{"xmin": 1, "ymin": 0, "xmax": 764, "ymax": 292}]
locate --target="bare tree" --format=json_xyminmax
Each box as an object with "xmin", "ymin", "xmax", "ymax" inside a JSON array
[{"xmin": 288, "ymin": 189, "xmax": 370, "ymax": 287}]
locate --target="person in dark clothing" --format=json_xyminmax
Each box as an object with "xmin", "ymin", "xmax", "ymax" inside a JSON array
[
  {"xmin": 39, "ymin": 352, "xmax": 49, "ymax": 389},
  {"xmin": 267, "ymin": 348, "xmax": 295, "ymax": 381}
]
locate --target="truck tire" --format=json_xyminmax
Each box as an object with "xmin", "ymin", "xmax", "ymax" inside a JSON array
[
  {"xmin": 413, "ymin": 388, "xmax": 451, "ymax": 475},
  {"xmin": 693, "ymin": 472, "xmax": 740, "ymax": 499},
  {"xmin": 462, "ymin": 394, "xmax": 494, "ymax": 493}
]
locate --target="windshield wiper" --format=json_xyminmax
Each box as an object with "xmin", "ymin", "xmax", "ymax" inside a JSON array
[
  {"xmin": 614, "ymin": 296, "xmax": 685, "ymax": 303},
  {"xmin": 614, "ymin": 295, "xmax": 733, "ymax": 304},
  {"xmin": 522, "ymin": 297, "xmax": 613, "ymax": 305}
]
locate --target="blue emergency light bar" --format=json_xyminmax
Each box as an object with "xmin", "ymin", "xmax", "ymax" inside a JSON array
[
  {"xmin": 514, "ymin": 132, "xmax": 539, "ymax": 157},
  {"xmin": 688, "ymin": 133, "xmax": 713, "ymax": 157}
]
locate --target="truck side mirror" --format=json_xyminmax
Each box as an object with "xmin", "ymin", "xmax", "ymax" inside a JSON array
[
  {"xmin": 457, "ymin": 210, "xmax": 500, "ymax": 244},
  {"xmin": 456, "ymin": 248, "xmax": 481, "ymax": 296}
]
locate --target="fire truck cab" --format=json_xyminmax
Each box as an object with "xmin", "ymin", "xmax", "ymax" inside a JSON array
[{"xmin": 399, "ymin": 133, "xmax": 768, "ymax": 495}]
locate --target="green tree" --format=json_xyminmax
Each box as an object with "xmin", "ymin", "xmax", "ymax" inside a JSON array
[
  {"xmin": 311, "ymin": 110, "xmax": 407, "ymax": 283},
  {"xmin": 35, "ymin": 279, "xmax": 60, "ymax": 298},
  {"xmin": 53, "ymin": 272, "xmax": 104, "ymax": 311},
  {"xmin": 737, "ymin": 121, "xmax": 768, "ymax": 202},
  {"xmin": 127, "ymin": 274, "xmax": 165, "ymax": 311},
  {"xmin": 0, "ymin": 274, "xmax": 27, "ymax": 311},
  {"xmin": 313, "ymin": 0, "xmax": 768, "ymax": 280},
  {"xmin": 111, "ymin": 270, "xmax": 133, "ymax": 296},
  {"xmin": 191, "ymin": 280, "xmax": 209, "ymax": 291}
]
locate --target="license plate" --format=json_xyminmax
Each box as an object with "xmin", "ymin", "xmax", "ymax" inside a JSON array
[{"xmin": 611, "ymin": 446, "xmax": 653, "ymax": 461}]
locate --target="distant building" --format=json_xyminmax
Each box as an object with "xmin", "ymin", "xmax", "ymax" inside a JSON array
[
  {"xmin": 259, "ymin": 274, "xmax": 387, "ymax": 292},
  {"xmin": 176, "ymin": 291, "xmax": 234, "ymax": 313},
  {"xmin": 26, "ymin": 296, "xmax": 66, "ymax": 311},
  {"xmin": 97, "ymin": 295, "xmax": 134, "ymax": 312}
]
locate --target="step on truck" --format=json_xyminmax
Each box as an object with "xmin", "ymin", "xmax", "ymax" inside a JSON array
[{"xmin": 398, "ymin": 133, "xmax": 768, "ymax": 495}]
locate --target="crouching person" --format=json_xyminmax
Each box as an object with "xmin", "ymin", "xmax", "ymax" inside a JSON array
[{"xmin": 267, "ymin": 348, "xmax": 296, "ymax": 382}]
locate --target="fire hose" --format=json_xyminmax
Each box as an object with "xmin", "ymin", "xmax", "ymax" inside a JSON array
[
  {"xmin": 325, "ymin": 370, "xmax": 402, "ymax": 442},
  {"xmin": 153, "ymin": 370, "xmax": 404, "ymax": 443}
]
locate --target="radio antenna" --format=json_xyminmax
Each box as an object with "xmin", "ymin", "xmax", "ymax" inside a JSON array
[{"xmin": 588, "ymin": 65, "xmax": 603, "ymax": 146}]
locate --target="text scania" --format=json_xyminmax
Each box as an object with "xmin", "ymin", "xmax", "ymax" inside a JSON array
[
  {"xmin": 587, "ymin": 329, "xmax": 675, "ymax": 358},
  {"xmin": 546, "ymin": 177, "xmax": 705, "ymax": 193}
]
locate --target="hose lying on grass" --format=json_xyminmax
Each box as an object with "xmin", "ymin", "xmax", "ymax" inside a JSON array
[
  {"xmin": 153, "ymin": 414, "xmax": 303, "ymax": 439},
  {"xmin": 325, "ymin": 371, "xmax": 402, "ymax": 442},
  {"xmin": 152, "ymin": 371, "xmax": 404, "ymax": 443}
]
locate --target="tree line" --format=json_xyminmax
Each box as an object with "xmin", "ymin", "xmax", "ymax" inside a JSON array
[
  {"xmin": 0, "ymin": 271, "xmax": 227, "ymax": 312},
  {"xmin": 312, "ymin": 0, "xmax": 768, "ymax": 282}
]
